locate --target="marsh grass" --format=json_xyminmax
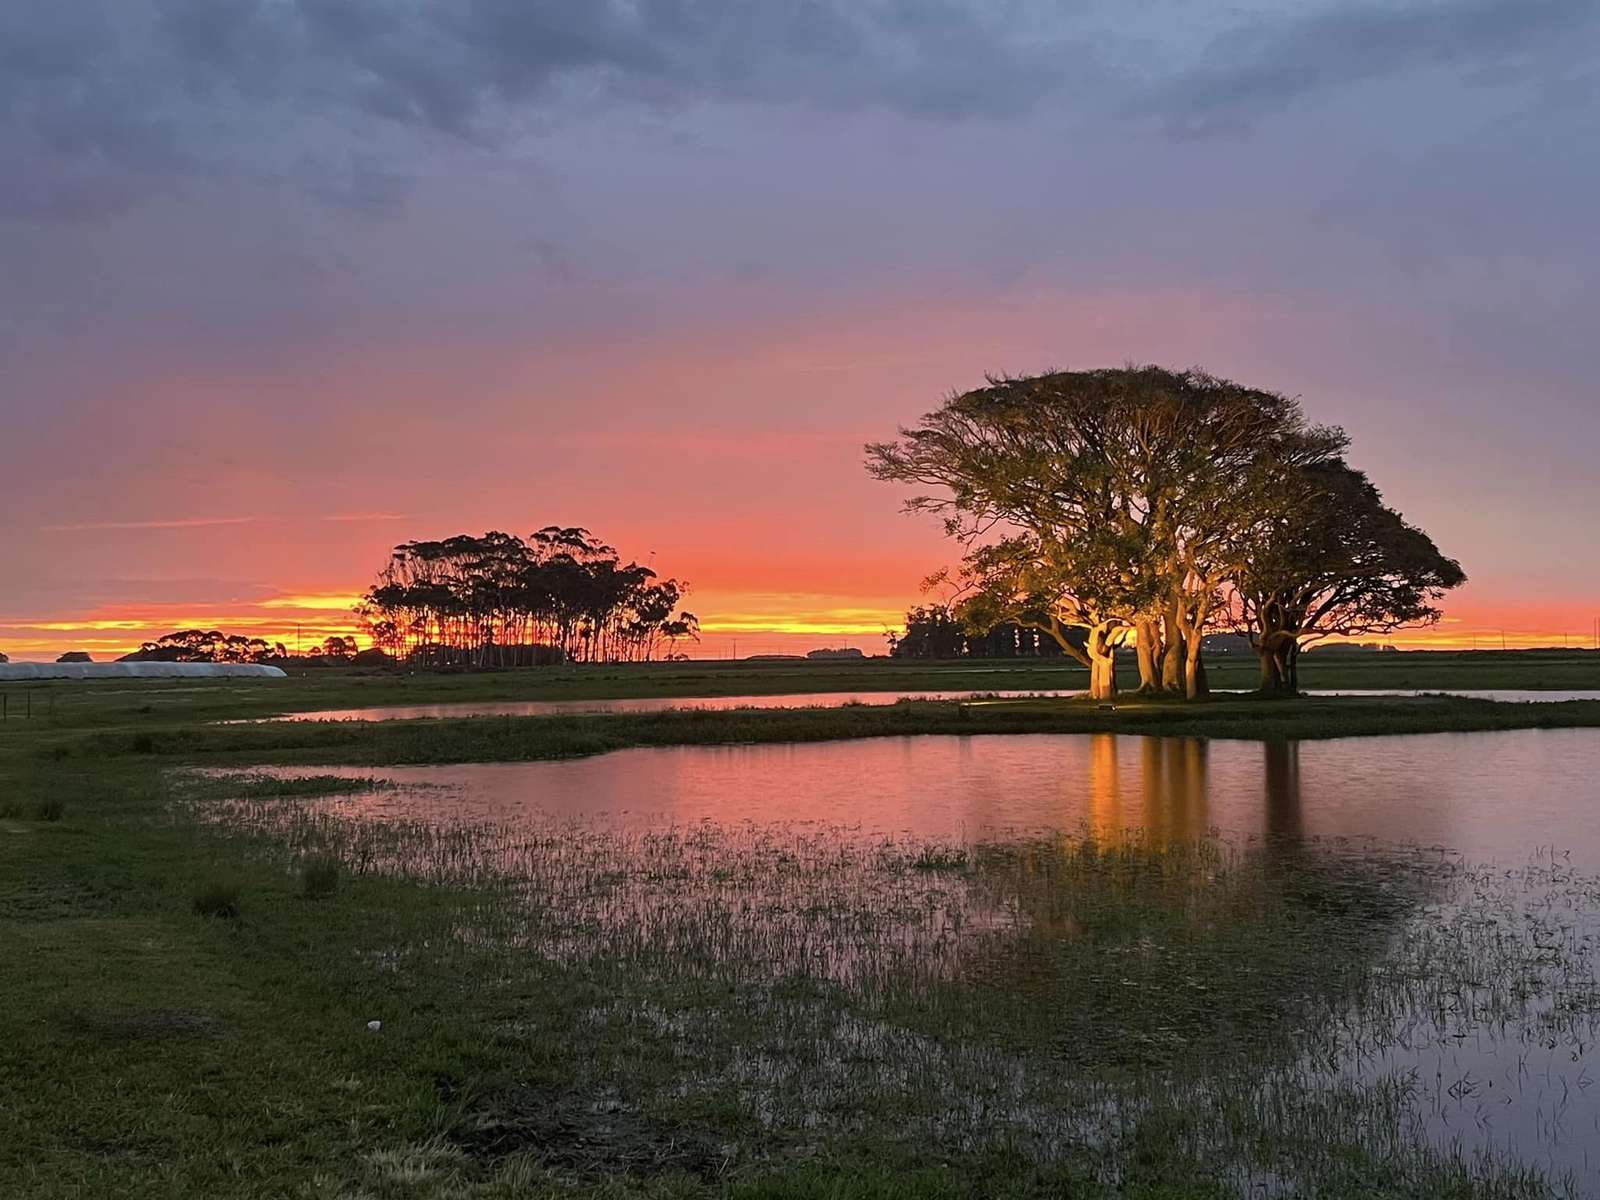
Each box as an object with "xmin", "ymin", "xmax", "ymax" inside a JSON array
[
  {"xmin": 299, "ymin": 852, "xmax": 341, "ymax": 899},
  {"xmin": 166, "ymin": 769, "xmax": 1600, "ymax": 1197},
  {"xmin": 0, "ymin": 796, "xmax": 65, "ymax": 821},
  {"xmin": 190, "ymin": 876, "xmax": 241, "ymax": 920}
]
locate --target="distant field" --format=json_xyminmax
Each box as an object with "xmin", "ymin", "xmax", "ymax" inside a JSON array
[{"xmin": 0, "ymin": 649, "xmax": 1596, "ymax": 732}]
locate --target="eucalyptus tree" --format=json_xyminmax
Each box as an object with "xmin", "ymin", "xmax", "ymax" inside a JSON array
[
  {"xmin": 867, "ymin": 366, "xmax": 1344, "ymax": 699},
  {"xmin": 1230, "ymin": 462, "xmax": 1465, "ymax": 693},
  {"xmin": 136, "ymin": 629, "xmax": 280, "ymax": 662},
  {"xmin": 356, "ymin": 527, "xmax": 697, "ymax": 666}
]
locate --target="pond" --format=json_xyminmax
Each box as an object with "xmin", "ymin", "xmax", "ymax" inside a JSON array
[
  {"xmin": 198, "ymin": 729, "xmax": 1600, "ymax": 1193},
  {"xmin": 256, "ymin": 687, "xmax": 1600, "ymax": 722}
]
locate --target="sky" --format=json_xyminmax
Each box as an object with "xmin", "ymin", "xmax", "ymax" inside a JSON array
[{"xmin": 3, "ymin": 0, "xmax": 1599, "ymax": 660}]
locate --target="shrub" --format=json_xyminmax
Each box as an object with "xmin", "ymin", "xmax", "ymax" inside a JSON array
[
  {"xmin": 0, "ymin": 798, "xmax": 65, "ymax": 821},
  {"xmin": 130, "ymin": 733, "xmax": 155, "ymax": 754},
  {"xmin": 300, "ymin": 854, "xmax": 341, "ymax": 900},
  {"xmin": 192, "ymin": 878, "xmax": 241, "ymax": 920}
]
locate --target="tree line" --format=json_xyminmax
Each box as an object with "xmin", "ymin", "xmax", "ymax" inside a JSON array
[
  {"xmin": 888, "ymin": 605, "xmax": 1071, "ymax": 659},
  {"xmin": 131, "ymin": 630, "xmax": 363, "ymax": 663},
  {"xmin": 355, "ymin": 527, "xmax": 699, "ymax": 666},
  {"xmin": 867, "ymin": 366, "xmax": 1464, "ymax": 699}
]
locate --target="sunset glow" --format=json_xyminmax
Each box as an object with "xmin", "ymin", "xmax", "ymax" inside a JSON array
[{"xmin": 4, "ymin": 2, "xmax": 1597, "ymax": 666}]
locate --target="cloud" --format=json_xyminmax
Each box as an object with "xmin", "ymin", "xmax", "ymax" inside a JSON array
[
  {"xmin": 1144, "ymin": 0, "xmax": 1600, "ymax": 131},
  {"xmin": 44, "ymin": 516, "xmax": 262, "ymax": 532},
  {"xmin": 7, "ymin": 0, "xmax": 1593, "ymax": 225},
  {"xmin": 0, "ymin": 0, "xmax": 1095, "ymax": 223}
]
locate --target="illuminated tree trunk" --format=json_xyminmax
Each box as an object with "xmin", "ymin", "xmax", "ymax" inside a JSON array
[
  {"xmin": 1161, "ymin": 601, "xmax": 1185, "ymax": 692},
  {"xmin": 1134, "ymin": 616, "xmax": 1161, "ymax": 693},
  {"xmin": 1087, "ymin": 623, "xmax": 1120, "ymax": 702},
  {"xmin": 1184, "ymin": 637, "xmax": 1209, "ymax": 700},
  {"xmin": 1178, "ymin": 597, "xmax": 1212, "ymax": 700}
]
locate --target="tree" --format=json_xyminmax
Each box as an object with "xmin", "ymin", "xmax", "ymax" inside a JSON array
[
  {"xmin": 888, "ymin": 604, "xmax": 970, "ymax": 658},
  {"xmin": 355, "ymin": 528, "xmax": 696, "ymax": 667},
  {"xmin": 135, "ymin": 629, "xmax": 276, "ymax": 663},
  {"xmin": 1230, "ymin": 462, "xmax": 1465, "ymax": 693},
  {"xmin": 867, "ymin": 366, "xmax": 1344, "ymax": 699},
  {"xmin": 321, "ymin": 636, "xmax": 355, "ymax": 660}
]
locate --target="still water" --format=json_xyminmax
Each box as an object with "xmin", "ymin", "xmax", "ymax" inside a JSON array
[
  {"xmin": 262, "ymin": 687, "xmax": 1600, "ymax": 722},
  {"xmin": 253, "ymin": 728, "xmax": 1600, "ymax": 864},
  {"xmin": 226, "ymin": 729, "xmax": 1600, "ymax": 1189}
]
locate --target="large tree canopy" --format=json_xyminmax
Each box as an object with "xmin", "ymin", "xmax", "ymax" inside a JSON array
[
  {"xmin": 868, "ymin": 365, "xmax": 1455, "ymax": 699},
  {"xmin": 1229, "ymin": 462, "xmax": 1466, "ymax": 693}
]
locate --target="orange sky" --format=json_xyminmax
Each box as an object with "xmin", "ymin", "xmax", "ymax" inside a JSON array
[
  {"xmin": 6, "ymin": 298, "xmax": 1597, "ymax": 662},
  {"xmin": 5, "ymin": 4, "xmax": 1600, "ymax": 666}
]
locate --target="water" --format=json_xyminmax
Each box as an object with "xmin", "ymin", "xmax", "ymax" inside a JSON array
[
  {"xmin": 205, "ymin": 729, "xmax": 1600, "ymax": 1190},
  {"xmin": 258, "ymin": 687, "xmax": 1600, "ymax": 722},
  {"xmin": 236, "ymin": 729, "xmax": 1600, "ymax": 863}
]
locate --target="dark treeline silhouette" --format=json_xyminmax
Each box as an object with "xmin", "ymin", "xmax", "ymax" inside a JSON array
[
  {"xmin": 355, "ymin": 527, "xmax": 699, "ymax": 667},
  {"xmin": 888, "ymin": 604, "xmax": 1069, "ymax": 659},
  {"xmin": 868, "ymin": 366, "xmax": 1465, "ymax": 699},
  {"xmin": 130, "ymin": 629, "xmax": 286, "ymax": 663},
  {"xmin": 126, "ymin": 630, "xmax": 379, "ymax": 665}
]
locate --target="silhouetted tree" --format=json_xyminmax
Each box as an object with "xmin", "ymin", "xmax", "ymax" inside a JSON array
[
  {"xmin": 1229, "ymin": 462, "xmax": 1465, "ymax": 693},
  {"xmin": 136, "ymin": 629, "xmax": 278, "ymax": 663},
  {"xmin": 355, "ymin": 527, "xmax": 697, "ymax": 666}
]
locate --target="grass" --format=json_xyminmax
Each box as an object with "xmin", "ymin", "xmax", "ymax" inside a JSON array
[
  {"xmin": 0, "ymin": 648, "xmax": 1595, "ymax": 732},
  {"xmin": 0, "ymin": 795, "xmax": 65, "ymax": 821},
  {"xmin": 5, "ymin": 669, "xmax": 1600, "ymax": 1196},
  {"xmin": 190, "ymin": 876, "xmax": 242, "ymax": 919},
  {"xmin": 300, "ymin": 852, "xmax": 341, "ymax": 899},
  {"xmin": 50, "ymin": 692, "xmax": 1600, "ymax": 769}
]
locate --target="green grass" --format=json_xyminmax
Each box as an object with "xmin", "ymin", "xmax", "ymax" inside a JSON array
[
  {"xmin": 44, "ymin": 693, "xmax": 1600, "ymax": 769},
  {"xmin": 1, "ymin": 648, "xmax": 1595, "ymax": 733},
  {"xmin": 5, "ymin": 672, "xmax": 1600, "ymax": 1197},
  {"xmin": 6, "ymin": 752, "xmax": 1592, "ymax": 1197}
]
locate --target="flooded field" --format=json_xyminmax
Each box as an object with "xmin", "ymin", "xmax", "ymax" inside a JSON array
[
  {"xmin": 188, "ymin": 729, "xmax": 1600, "ymax": 1194},
  {"xmin": 255, "ymin": 687, "xmax": 1600, "ymax": 722}
]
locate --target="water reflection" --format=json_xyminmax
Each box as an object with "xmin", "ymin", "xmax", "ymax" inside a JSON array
[
  {"xmin": 226, "ymin": 728, "xmax": 1600, "ymax": 864},
  {"xmin": 1264, "ymin": 740, "xmax": 1303, "ymax": 842},
  {"xmin": 190, "ymin": 726, "xmax": 1600, "ymax": 1192}
]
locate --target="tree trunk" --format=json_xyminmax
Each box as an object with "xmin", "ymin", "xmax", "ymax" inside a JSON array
[
  {"xmin": 1161, "ymin": 601, "xmax": 1185, "ymax": 693},
  {"xmin": 1087, "ymin": 624, "xmax": 1119, "ymax": 701},
  {"xmin": 1184, "ymin": 639, "xmax": 1208, "ymax": 700},
  {"xmin": 1134, "ymin": 617, "xmax": 1160, "ymax": 694},
  {"xmin": 1255, "ymin": 632, "xmax": 1300, "ymax": 696}
]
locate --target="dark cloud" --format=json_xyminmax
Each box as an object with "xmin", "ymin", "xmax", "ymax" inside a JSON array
[
  {"xmin": 1146, "ymin": 0, "xmax": 1600, "ymax": 131},
  {"xmin": 0, "ymin": 0, "xmax": 1595, "ymax": 227},
  {"xmin": 0, "ymin": 1, "xmax": 1092, "ymax": 222}
]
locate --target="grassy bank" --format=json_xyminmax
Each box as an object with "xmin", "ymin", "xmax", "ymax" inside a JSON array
[
  {"xmin": 2, "ymin": 649, "xmax": 1597, "ymax": 731},
  {"xmin": 34, "ymin": 693, "xmax": 1600, "ymax": 768}
]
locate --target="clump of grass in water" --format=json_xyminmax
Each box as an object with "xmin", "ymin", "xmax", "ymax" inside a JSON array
[
  {"xmin": 172, "ymin": 771, "xmax": 1600, "ymax": 1197},
  {"xmin": 182, "ymin": 770, "xmax": 389, "ymax": 802}
]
